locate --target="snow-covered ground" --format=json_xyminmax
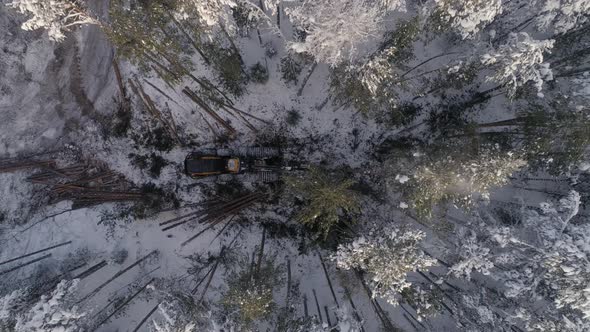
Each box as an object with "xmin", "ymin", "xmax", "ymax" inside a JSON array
[
  {"xmin": 2, "ymin": 0, "xmax": 590, "ymax": 331},
  {"xmin": 0, "ymin": 2, "xmax": 404, "ymax": 331}
]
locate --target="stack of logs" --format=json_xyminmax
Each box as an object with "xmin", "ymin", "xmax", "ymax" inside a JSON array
[
  {"xmin": 0, "ymin": 155, "xmax": 144, "ymax": 209},
  {"xmin": 0, "ymin": 159, "xmax": 56, "ymax": 173},
  {"xmin": 160, "ymin": 192, "xmax": 266, "ymax": 232}
]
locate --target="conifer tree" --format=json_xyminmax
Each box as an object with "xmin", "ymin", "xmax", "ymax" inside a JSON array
[
  {"xmin": 334, "ymin": 227, "xmax": 437, "ymax": 305},
  {"xmin": 398, "ymin": 146, "xmax": 525, "ymax": 218},
  {"xmin": 0, "ymin": 280, "xmax": 85, "ymax": 332},
  {"xmin": 481, "ymin": 32, "xmax": 554, "ymax": 97},
  {"xmin": 286, "ymin": 167, "xmax": 359, "ymax": 239},
  {"xmin": 426, "ymin": 0, "xmax": 502, "ymax": 39},
  {"xmin": 285, "ymin": 0, "xmax": 406, "ymax": 67},
  {"xmin": 221, "ymin": 256, "xmax": 281, "ymax": 327},
  {"xmin": 8, "ymin": 0, "xmax": 100, "ymax": 41}
]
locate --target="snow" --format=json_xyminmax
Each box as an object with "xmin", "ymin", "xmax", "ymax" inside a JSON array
[
  {"xmin": 1, "ymin": 0, "xmax": 590, "ymax": 331},
  {"xmin": 579, "ymin": 162, "xmax": 590, "ymax": 171},
  {"xmin": 13, "ymin": 280, "xmax": 85, "ymax": 332},
  {"xmin": 395, "ymin": 174, "xmax": 409, "ymax": 183}
]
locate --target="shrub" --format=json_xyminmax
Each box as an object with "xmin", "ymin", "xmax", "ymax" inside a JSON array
[
  {"xmin": 249, "ymin": 62, "xmax": 269, "ymax": 84},
  {"xmin": 286, "ymin": 109, "xmax": 302, "ymax": 126},
  {"xmin": 280, "ymin": 55, "xmax": 303, "ymax": 85}
]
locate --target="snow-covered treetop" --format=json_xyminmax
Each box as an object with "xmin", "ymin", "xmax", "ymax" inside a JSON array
[
  {"xmin": 286, "ymin": 0, "xmax": 405, "ymax": 66},
  {"xmin": 331, "ymin": 306, "xmax": 364, "ymax": 332},
  {"xmin": 464, "ymin": 191, "xmax": 590, "ymax": 323},
  {"xmin": 405, "ymin": 148, "xmax": 526, "ymax": 218},
  {"xmin": 14, "ymin": 279, "xmax": 85, "ymax": 332},
  {"xmin": 536, "ymin": 0, "xmax": 590, "ymax": 33},
  {"xmin": 572, "ymin": 73, "xmax": 590, "ymax": 101},
  {"xmin": 428, "ymin": 0, "xmax": 503, "ymax": 39},
  {"xmin": 177, "ymin": 0, "xmax": 232, "ymax": 24},
  {"xmin": 448, "ymin": 233, "xmax": 494, "ymax": 281},
  {"xmin": 177, "ymin": 0, "xmax": 281, "ymax": 36},
  {"xmin": 523, "ymin": 190, "xmax": 581, "ymax": 244},
  {"xmin": 0, "ymin": 289, "xmax": 27, "ymax": 323},
  {"xmin": 334, "ymin": 227, "xmax": 436, "ymax": 305},
  {"xmin": 481, "ymin": 32, "xmax": 554, "ymax": 97},
  {"xmin": 372, "ymin": 0, "xmax": 407, "ymax": 11},
  {"xmin": 7, "ymin": 0, "xmax": 100, "ymax": 42},
  {"xmin": 523, "ymin": 313, "xmax": 590, "ymax": 332},
  {"xmin": 150, "ymin": 303, "xmax": 196, "ymax": 332}
]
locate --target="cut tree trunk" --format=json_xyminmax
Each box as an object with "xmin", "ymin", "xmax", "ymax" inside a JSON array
[
  {"xmin": 0, "ymin": 241, "xmax": 71, "ymax": 267},
  {"xmin": 317, "ymin": 251, "xmax": 340, "ymax": 308},
  {"xmin": 0, "ymin": 253, "xmax": 52, "ymax": 276},
  {"xmin": 75, "ymin": 260, "xmax": 108, "ymax": 280},
  {"xmin": 78, "ymin": 251, "xmax": 157, "ymax": 303},
  {"xmin": 255, "ymin": 227, "xmax": 266, "ymax": 276},
  {"xmin": 285, "ymin": 258, "xmax": 292, "ymax": 307},
  {"xmin": 93, "ymin": 278, "xmax": 155, "ymax": 331},
  {"xmin": 324, "ymin": 306, "xmax": 332, "ymax": 326},
  {"xmin": 312, "ymin": 289, "xmax": 323, "ymax": 323},
  {"xmin": 344, "ymin": 286, "xmax": 366, "ymax": 332},
  {"xmin": 297, "ymin": 62, "xmax": 318, "ymax": 96},
  {"xmin": 167, "ymin": 13, "xmax": 210, "ymax": 65},
  {"xmin": 131, "ymin": 302, "xmax": 160, "ymax": 332},
  {"xmin": 219, "ymin": 23, "xmax": 245, "ymax": 66}
]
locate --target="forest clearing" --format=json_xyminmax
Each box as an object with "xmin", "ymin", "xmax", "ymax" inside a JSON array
[{"xmin": 1, "ymin": 0, "xmax": 590, "ymax": 331}]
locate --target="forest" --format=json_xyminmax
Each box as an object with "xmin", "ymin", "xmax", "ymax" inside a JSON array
[{"xmin": 0, "ymin": 0, "xmax": 589, "ymax": 331}]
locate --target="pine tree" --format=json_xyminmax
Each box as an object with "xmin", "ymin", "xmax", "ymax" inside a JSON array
[
  {"xmin": 8, "ymin": 280, "xmax": 85, "ymax": 332},
  {"xmin": 8, "ymin": 0, "xmax": 100, "ymax": 41},
  {"xmin": 285, "ymin": 0, "xmax": 405, "ymax": 67},
  {"xmin": 463, "ymin": 106, "xmax": 590, "ymax": 174},
  {"xmin": 535, "ymin": 0, "xmax": 590, "ymax": 33},
  {"xmin": 285, "ymin": 167, "xmax": 360, "ymax": 239},
  {"xmin": 220, "ymin": 254, "xmax": 281, "ymax": 327},
  {"xmin": 333, "ymin": 227, "xmax": 437, "ymax": 305},
  {"xmin": 426, "ymin": 0, "xmax": 503, "ymax": 39},
  {"xmin": 445, "ymin": 191, "xmax": 589, "ymax": 329},
  {"xmin": 481, "ymin": 32, "xmax": 554, "ymax": 97},
  {"xmin": 400, "ymin": 284, "xmax": 444, "ymax": 321},
  {"xmin": 399, "ymin": 146, "xmax": 525, "ymax": 218},
  {"xmin": 106, "ymin": 0, "xmax": 186, "ymax": 74},
  {"xmin": 448, "ymin": 233, "xmax": 493, "ymax": 281},
  {"xmin": 329, "ymin": 17, "xmax": 420, "ymax": 121}
]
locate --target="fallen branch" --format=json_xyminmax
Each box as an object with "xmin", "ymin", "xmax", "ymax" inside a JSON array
[{"xmin": 20, "ymin": 209, "xmax": 75, "ymax": 233}]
